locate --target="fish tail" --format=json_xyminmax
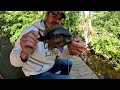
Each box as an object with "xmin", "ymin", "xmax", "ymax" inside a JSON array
[{"xmin": 38, "ymin": 31, "xmax": 44, "ymax": 41}]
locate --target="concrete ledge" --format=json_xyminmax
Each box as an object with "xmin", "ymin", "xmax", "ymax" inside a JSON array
[{"xmin": 70, "ymin": 56, "xmax": 99, "ymax": 79}]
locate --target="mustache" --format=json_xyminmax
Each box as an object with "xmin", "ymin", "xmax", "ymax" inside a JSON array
[{"xmin": 51, "ymin": 22, "xmax": 59, "ymax": 25}]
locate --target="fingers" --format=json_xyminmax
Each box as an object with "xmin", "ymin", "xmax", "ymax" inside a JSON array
[
  {"xmin": 69, "ymin": 40, "xmax": 86, "ymax": 49},
  {"xmin": 30, "ymin": 30, "xmax": 40, "ymax": 39},
  {"xmin": 24, "ymin": 30, "xmax": 40, "ymax": 41},
  {"xmin": 68, "ymin": 39, "xmax": 86, "ymax": 55},
  {"xmin": 21, "ymin": 39, "xmax": 37, "ymax": 49},
  {"xmin": 21, "ymin": 30, "xmax": 39, "ymax": 45},
  {"xmin": 20, "ymin": 30, "xmax": 40, "ymax": 58},
  {"xmin": 68, "ymin": 44, "xmax": 85, "ymax": 55},
  {"xmin": 73, "ymin": 37, "xmax": 80, "ymax": 42}
]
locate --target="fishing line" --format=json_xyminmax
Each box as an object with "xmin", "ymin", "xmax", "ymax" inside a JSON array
[{"xmin": 68, "ymin": 59, "xmax": 69, "ymax": 75}]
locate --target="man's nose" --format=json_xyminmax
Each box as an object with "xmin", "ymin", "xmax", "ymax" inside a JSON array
[
  {"xmin": 54, "ymin": 20, "xmax": 60, "ymax": 24},
  {"xmin": 56, "ymin": 17, "xmax": 61, "ymax": 22}
]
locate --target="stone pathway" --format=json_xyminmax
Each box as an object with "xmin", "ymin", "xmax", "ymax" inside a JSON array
[{"xmin": 70, "ymin": 56, "xmax": 99, "ymax": 79}]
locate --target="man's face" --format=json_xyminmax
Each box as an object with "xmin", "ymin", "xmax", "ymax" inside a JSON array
[{"xmin": 45, "ymin": 12, "xmax": 64, "ymax": 28}]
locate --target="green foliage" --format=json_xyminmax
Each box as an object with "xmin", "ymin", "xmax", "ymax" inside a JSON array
[
  {"xmin": 0, "ymin": 11, "xmax": 44, "ymax": 45},
  {"xmin": 91, "ymin": 11, "xmax": 120, "ymax": 70},
  {"xmin": 61, "ymin": 11, "xmax": 83, "ymax": 39},
  {"xmin": 88, "ymin": 56, "xmax": 120, "ymax": 79}
]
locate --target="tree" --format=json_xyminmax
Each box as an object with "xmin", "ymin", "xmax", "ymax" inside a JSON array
[
  {"xmin": 91, "ymin": 11, "xmax": 120, "ymax": 71},
  {"xmin": 82, "ymin": 11, "xmax": 94, "ymax": 47}
]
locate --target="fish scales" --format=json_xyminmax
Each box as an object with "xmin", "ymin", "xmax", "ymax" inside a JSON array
[{"xmin": 38, "ymin": 26, "xmax": 73, "ymax": 49}]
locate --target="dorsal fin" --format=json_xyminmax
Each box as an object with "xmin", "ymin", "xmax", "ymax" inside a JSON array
[{"xmin": 44, "ymin": 25, "xmax": 62, "ymax": 35}]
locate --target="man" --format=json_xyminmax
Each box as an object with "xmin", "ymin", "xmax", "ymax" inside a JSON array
[{"xmin": 10, "ymin": 11, "xmax": 86, "ymax": 79}]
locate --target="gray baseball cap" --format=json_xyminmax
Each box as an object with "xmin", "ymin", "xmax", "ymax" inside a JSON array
[{"xmin": 48, "ymin": 11, "xmax": 66, "ymax": 19}]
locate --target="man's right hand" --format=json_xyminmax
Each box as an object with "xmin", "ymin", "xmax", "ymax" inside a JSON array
[{"xmin": 20, "ymin": 30, "xmax": 40, "ymax": 61}]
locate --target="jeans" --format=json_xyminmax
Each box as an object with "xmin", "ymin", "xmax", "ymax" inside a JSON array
[{"xmin": 27, "ymin": 57, "xmax": 73, "ymax": 79}]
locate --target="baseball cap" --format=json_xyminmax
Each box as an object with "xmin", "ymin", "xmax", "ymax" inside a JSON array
[{"xmin": 48, "ymin": 11, "xmax": 66, "ymax": 19}]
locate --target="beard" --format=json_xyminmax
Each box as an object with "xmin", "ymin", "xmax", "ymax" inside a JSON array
[{"xmin": 45, "ymin": 19, "xmax": 60, "ymax": 29}]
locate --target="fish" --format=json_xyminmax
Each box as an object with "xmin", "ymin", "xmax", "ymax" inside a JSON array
[{"xmin": 38, "ymin": 26, "xmax": 73, "ymax": 50}]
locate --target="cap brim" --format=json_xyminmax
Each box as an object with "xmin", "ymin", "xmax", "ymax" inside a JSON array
[{"xmin": 48, "ymin": 11, "xmax": 66, "ymax": 19}]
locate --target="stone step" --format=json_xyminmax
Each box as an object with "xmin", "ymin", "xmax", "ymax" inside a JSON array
[{"xmin": 70, "ymin": 56, "xmax": 99, "ymax": 79}]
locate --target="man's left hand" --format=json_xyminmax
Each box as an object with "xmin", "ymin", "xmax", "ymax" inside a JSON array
[{"xmin": 68, "ymin": 37, "xmax": 86, "ymax": 55}]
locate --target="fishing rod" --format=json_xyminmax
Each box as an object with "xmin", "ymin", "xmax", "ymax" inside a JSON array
[{"xmin": 0, "ymin": 74, "xmax": 4, "ymax": 79}]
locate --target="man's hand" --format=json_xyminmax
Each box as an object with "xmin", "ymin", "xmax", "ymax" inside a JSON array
[
  {"xmin": 20, "ymin": 30, "xmax": 40, "ymax": 61},
  {"xmin": 68, "ymin": 37, "xmax": 86, "ymax": 55}
]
